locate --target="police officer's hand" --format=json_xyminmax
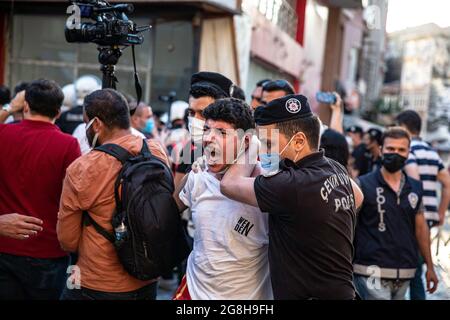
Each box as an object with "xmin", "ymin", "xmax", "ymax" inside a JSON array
[
  {"xmin": 426, "ymin": 267, "xmax": 439, "ymax": 293},
  {"xmin": 10, "ymin": 90, "xmax": 26, "ymax": 113},
  {"xmin": 0, "ymin": 213, "xmax": 43, "ymax": 240}
]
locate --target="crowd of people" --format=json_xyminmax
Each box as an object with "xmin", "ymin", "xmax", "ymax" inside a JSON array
[{"xmin": 0, "ymin": 70, "xmax": 449, "ymax": 300}]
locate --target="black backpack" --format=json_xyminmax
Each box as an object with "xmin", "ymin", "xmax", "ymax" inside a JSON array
[{"xmin": 82, "ymin": 140, "xmax": 190, "ymax": 281}]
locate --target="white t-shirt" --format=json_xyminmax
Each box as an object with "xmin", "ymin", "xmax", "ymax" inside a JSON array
[{"xmin": 179, "ymin": 170, "xmax": 273, "ymax": 300}]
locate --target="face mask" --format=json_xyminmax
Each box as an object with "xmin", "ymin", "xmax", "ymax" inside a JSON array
[
  {"xmin": 260, "ymin": 153, "xmax": 281, "ymax": 177},
  {"xmin": 260, "ymin": 134, "xmax": 301, "ymax": 177},
  {"xmin": 382, "ymin": 153, "xmax": 407, "ymax": 173},
  {"xmin": 85, "ymin": 117, "xmax": 100, "ymax": 149},
  {"xmin": 143, "ymin": 118, "xmax": 155, "ymax": 134},
  {"xmin": 188, "ymin": 117, "xmax": 205, "ymax": 145}
]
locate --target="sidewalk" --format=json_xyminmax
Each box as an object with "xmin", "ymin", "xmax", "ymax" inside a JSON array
[{"xmin": 428, "ymin": 225, "xmax": 450, "ymax": 300}]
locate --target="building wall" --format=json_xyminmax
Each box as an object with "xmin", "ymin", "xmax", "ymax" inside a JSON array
[
  {"xmin": 300, "ymin": 0, "xmax": 328, "ymax": 112},
  {"xmin": 199, "ymin": 16, "xmax": 240, "ymax": 84}
]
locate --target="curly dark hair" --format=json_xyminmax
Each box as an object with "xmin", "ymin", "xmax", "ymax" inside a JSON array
[{"xmin": 202, "ymin": 98, "xmax": 255, "ymax": 132}]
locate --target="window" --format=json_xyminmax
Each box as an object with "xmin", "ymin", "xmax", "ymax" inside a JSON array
[{"xmin": 9, "ymin": 14, "xmax": 194, "ymax": 111}]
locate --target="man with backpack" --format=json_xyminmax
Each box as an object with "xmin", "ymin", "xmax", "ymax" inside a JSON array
[{"xmin": 57, "ymin": 89, "xmax": 188, "ymax": 300}]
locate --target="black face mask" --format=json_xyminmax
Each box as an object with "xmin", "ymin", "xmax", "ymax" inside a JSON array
[{"xmin": 382, "ymin": 153, "xmax": 407, "ymax": 173}]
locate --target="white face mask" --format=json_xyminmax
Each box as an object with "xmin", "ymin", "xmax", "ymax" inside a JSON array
[
  {"xmin": 85, "ymin": 117, "xmax": 99, "ymax": 150},
  {"xmin": 188, "ymin": 116, "xmax": 205, "ymax": 144}
]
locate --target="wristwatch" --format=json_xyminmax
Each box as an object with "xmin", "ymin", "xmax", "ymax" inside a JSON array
[{"xmin": 2, "ymin": 104, "xmax": 12, "ymax": 115}]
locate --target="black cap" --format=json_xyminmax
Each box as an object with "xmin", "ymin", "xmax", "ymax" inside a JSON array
[
  {"xmin": 254, "ymin": 94, "xmax": 313, "ymax": 126},
  {"xmin": 190, "ymin": 71, "xmax": 234, "ymax": 98},
  {"xmin": 346, "ymin": 125, "xmax": 363, "ymax": 134},
  {"xmin": 367, "ymin": 128, "xmax": 383, "ymax": 145}
]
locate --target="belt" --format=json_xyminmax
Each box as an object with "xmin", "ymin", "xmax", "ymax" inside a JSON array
[{"xmin": 353, "ymin": 264, "xmax": 416, "ymax": 280}]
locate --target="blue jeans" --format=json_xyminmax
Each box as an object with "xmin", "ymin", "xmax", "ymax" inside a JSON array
[
  {"xmin": 60, "ymin": 282, "xmax": 158, "ymax": 300},
  {"xmin": 354, "ymin": 275, "xmax": 410, "ymax": 300},
  {"xmin": 0, "ymin": 253, "xmax": 69, "ymax": 300}
]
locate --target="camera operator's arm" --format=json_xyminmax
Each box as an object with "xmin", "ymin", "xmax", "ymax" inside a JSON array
[
  {"xmin": 0, "ymin": 91, "xmax": 25, "ymax": 123},
  {"xmin": 329, "ymin": 93, "xmax": 344, "ymax": 134}
]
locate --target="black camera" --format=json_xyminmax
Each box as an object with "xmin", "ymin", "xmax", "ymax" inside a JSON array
[{"xmin": 65, "ymin": 0, "xmax": 144, "ymax": 47}]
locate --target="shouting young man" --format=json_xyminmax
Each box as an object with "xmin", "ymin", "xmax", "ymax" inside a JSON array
[{"xmin": 173, "ymin": 98, "xmax": 272, "ymax": 300}]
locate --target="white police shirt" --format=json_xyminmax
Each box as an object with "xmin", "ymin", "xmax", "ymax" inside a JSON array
[{"xmin": 179, "ymin": 170, "xmax": 273, "ymax": 300}]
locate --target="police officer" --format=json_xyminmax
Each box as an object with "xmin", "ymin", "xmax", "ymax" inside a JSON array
[
  {"xmin": 174, "ymin": 71, "xmax": 235, "ymax": 188},
  {"xmin": 362, "ymin": 128, "xmax": 383, "ymax": 174},
  {"xmin": 221, "ymin": 94, "xmax": 364, "ymax": 300},
  {"xmin": 346, "ymin": 125, "xmax": 368, "ymax": 176},
  {"xmin": 56, "ymin": 76, "xmax": 101, "ymax": 134},
  {"xmin": 353, "ymin": 127, "xmax": 438, "ymax": 300}
]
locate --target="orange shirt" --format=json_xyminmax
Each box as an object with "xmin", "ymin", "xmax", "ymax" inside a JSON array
[{"xmin": 57, "ymin": 134, "xmax": 170, "ymax": 293}]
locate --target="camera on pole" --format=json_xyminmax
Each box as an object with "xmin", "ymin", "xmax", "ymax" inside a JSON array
[{"xmin": 65, "ymin": 0, "xmax": 150, "ymax": 108}]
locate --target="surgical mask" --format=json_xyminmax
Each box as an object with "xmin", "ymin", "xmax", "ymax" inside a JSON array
[
  {"xmin": 188, "ymin": 116, "xmax": 205, "ymax": 144},
  {"xmin": 382, "ymin": 153, "xmax": 407, "ymax": 173},
  {"xmin": 260, "ymin": 135, "xmax": 300, "ymax": 177},
  {"xmin": 260, "ymin": 153, "xmax": 281, "ymax": 177},
  {"xmin": 85, "ymin": 117, "xmax": 99, "ymax": 149},
  {"xmin": 143, "ymin": 118, "xmax": 155, "ymax": 134}
]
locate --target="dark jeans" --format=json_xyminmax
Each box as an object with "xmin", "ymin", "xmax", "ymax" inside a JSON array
[
  {"xmin": 60, "ymin": 282, "xmax": 158, "ymax": 300},
  {"xmin": 410, "ymin": 255, "xmax": 426, "ymax": 300},
  {"xmin": 0, "ymin": 253, "xmax": 69, "ymax": 300}
]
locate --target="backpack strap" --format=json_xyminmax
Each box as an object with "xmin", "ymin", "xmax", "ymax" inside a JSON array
[
  {"xmin": 94, "ymin": 143, "xmax": 133, "ymax": 164},
  {"xmin": 140, "ymin": 139, "xmax": 152, "ymax": 158},
  {"xmin": 82, "ymin": 211, "xmax": 115, "ymax": 244}
]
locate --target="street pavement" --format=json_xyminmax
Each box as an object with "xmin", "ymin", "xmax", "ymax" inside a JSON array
[
  {"xmin": 155, "ymin": 224, "xmax": 450, "ymax": 300},
  {"xmin": 427, "ymin": 224, "xmax": 450, "ymax": 300}
]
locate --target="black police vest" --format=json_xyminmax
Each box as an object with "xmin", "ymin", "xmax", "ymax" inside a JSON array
[{"xmin": 354, "ymin": 169, "xmax": 423, "ymax": 270}]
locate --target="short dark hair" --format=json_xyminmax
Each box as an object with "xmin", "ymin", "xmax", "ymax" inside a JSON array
[
  {"xmin": 202, "ymin": 98, "xmax": 255, "ymax": 132},
  {"xmin": 262, "ymin": 80, "xmax": 295, "ymax": 95},
  {"xmin": 381, "ymin": 127, "xmax": 411, "ymax": 147},
  {"xmin": 0, "ymin": 85, "xmax": 10, "ymax": 105},
  {"xmin": 84, "ymin": 89, "xmax": 130, "ymax": 130},
  {"xmin": 25, "ymin": 79, "xmax": 64, "ymax": 118},
  {"xmin": 320, "ymin": 129, "xmax": 349, "ymax": 167},
  {"xmin": 395, "ymin": 110, "xmax": 422, "ymax": 134},
  {"xmin": 14, "ymin": 82, "xmax": 30, "ymax": 96},
  {"xmin": 190, "ymin": 85, "xmax": 226, "ymax": 100},
  {"xmin": 231, "ymin": 86, "xmax": 246, "ymax": 101},
  {"xmin": 256, "ymin": 79, "xmax": 271, "ymax": 87},
  {"xmin": 275, "ymin": 115, "xmax": 321, "ymax": 150}
]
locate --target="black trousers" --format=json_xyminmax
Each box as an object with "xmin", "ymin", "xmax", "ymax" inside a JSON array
[
  {"xmin": 60, "ymin": 281, "xmax": 158, "ymax": 300},
  {"xmin": 0, "ymin": 253, "xmax": 69, "ymax": 300}
]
